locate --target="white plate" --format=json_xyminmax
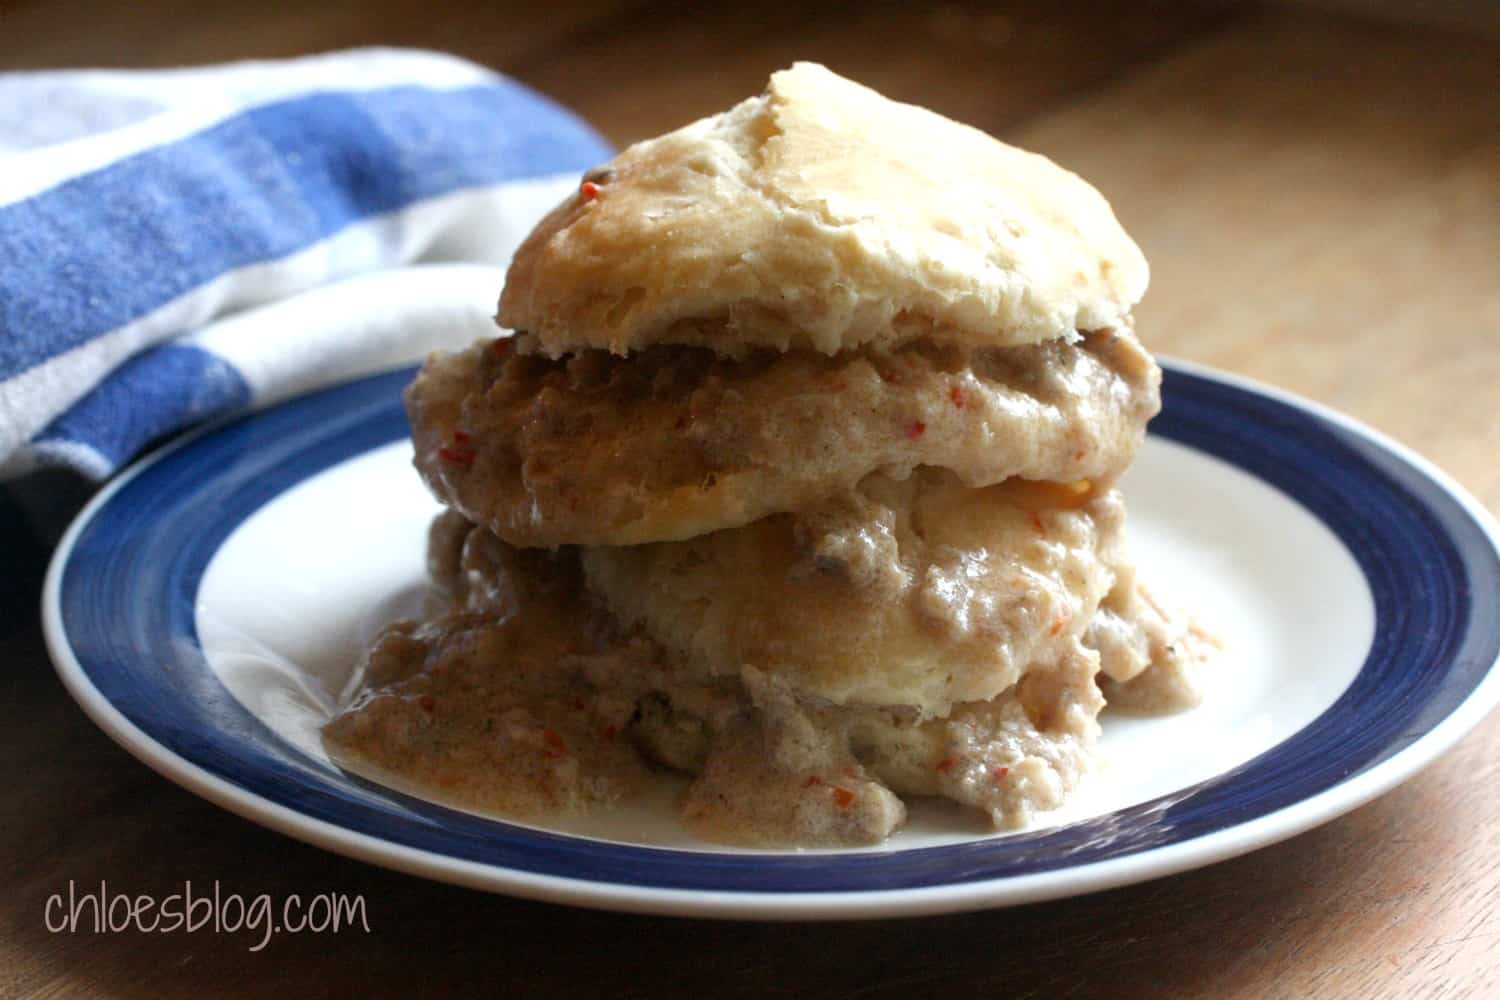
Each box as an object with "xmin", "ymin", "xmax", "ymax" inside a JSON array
[{"xmin": 44, "ymin": 362, "xmax": 1500, "ymax": 917}]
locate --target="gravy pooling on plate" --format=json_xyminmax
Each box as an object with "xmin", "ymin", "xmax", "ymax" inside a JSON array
[{"xmin": 323, "ymin": 63, "xmax": 1212, "ymax": 846}]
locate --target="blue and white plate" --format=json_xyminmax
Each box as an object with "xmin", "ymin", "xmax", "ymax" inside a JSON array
[{"xmin": 44, "ymin": 362, "xmax": 1500, "ymax": 918}]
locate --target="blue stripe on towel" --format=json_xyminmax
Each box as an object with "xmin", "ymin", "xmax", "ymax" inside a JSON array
[
  {"xmin": 0, "ymin": 81, "xmax": 609, "ymax": 383},
  {"xmin": 31, "ymin": 343, "xmax": 252, "ymax": 472}
]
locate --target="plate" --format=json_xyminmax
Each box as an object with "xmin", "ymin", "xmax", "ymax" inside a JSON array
[{"xmin": 44, "ymin": 362, "xmax": 1500, "ymax": 918}]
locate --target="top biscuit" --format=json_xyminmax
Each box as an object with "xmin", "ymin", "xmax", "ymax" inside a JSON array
[{"xmin": 499, "ymin": 62, "xmax": 1148, "ymax": 358}]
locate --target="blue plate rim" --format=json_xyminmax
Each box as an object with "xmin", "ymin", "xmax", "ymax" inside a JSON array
[{"xmin": 42, "ymin": 358, "xmax": 1500, "ymax": 919}]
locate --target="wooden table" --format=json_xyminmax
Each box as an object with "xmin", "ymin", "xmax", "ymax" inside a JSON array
[{"xmin": 3, "ymin": 2, "xmax": 1498, "ymax": 995}]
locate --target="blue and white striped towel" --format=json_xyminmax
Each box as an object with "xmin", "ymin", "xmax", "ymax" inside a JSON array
[{"xmin": 0, "ymin": 48, "xmax": 612, "ymax": 480}]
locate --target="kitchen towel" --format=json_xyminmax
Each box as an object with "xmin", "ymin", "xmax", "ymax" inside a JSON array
[{"xmin": 0, "ymin": 48, "xmax": 611, "ymax": 479}]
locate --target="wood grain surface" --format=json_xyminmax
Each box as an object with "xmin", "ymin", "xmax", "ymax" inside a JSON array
[{"xmin": 2, "ymin": 2, "xmax": 1497, "ymax": 997}]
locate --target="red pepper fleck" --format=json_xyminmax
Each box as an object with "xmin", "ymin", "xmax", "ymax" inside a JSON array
[
  {"xmin": 936, "ymin": 755, "xmax": 959, "ymax": 773},
  {"xmin": 580, "ymin": 180, "xmax": 600, "ymax": 200},
  {"xmin": 906, "ymin": 420, "xmax": 927, "ymax": 440},
  {"xmin": 804, "ymin": 775, "xmax": 823, "ymax": 788},
  {"xmin": 992, "ymin": 767, "xmax": 1010, "ymax": 782},
  {"xmin": 438, "ymin": 431, "xmax": 474, "ymax": 470},
  {"xmin": 832, "ymin": 787, "xmax": 856, "ymax": 808},
  {"xmin": 542, "ymin": 728, "xmax": 567, "ymax": 758},
  {"xmin": 602, "ymin": 724, "xmax": 618, "ymax": 740},
  {"xmin": 879, "ymin": 368, "xmax": 902, "ymax": 384},
  {"xmin": 1030, "ymin": 511, "xmax": 1046, "ymax": 535},
  {"xmin": 418, "ymin": 694, "xmax": 435, "ymax": 712},
  {"xmin": 439, "ymin": 443, "xmax": 475, "ymax": 467},
  {"xmin": 949, "ymin": 385, "xmax": 965, "ymax": 408},
  {"xmin": 1049, "ymin": 614, "xmax": 1068, "ymax": 637},
  {"xmin": 1073, "ymin": 448, "xmax": 1086, "ymax": 461}
]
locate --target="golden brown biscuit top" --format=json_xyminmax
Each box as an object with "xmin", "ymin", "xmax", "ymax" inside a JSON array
[{"xmin": 499, "ymin": 62, "xmax": 1148, "ymax": 358}]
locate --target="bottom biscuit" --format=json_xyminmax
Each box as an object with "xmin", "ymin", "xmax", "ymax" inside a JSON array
[{"xmin": 322, "ymin": 516, "xmax": 1208, "ymax": 846}]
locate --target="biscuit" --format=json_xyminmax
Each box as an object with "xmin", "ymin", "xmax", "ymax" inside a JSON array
[
  {"xmin": 499, "ymin": 63, "xmax": 1148, "ymax": 359},
  {"xmin": 580, "ymin": 469, "xmax": 1125, "ymax": 712}
]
